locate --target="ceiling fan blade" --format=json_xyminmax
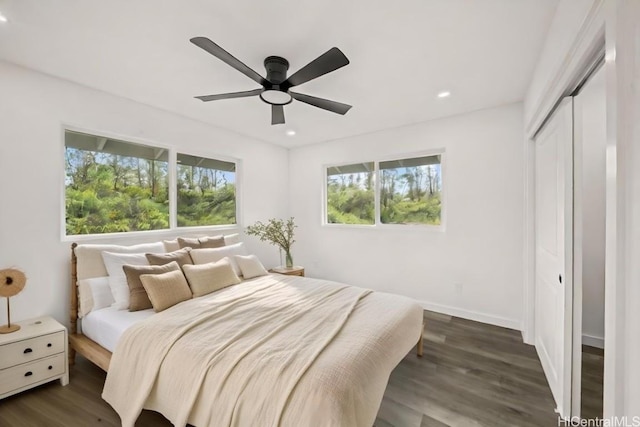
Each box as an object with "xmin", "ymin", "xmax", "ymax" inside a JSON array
[
  {"xmin": 290, "ymin": 92, "xmax": 352, "ymax": 115},
  {"xmin": 272, "ymin": 105, "xmax": 285, "ymax": 125},
  {"xmin": 190, "ymin": 37, "xmax": 267, "ymax": 86},
  {"xmin": 195, "ymin": 89, "xmax": 263, "ymax": 102},
  {"xmin": 284, "ymin": 47, "xmax": 350, "ymax": 88}
]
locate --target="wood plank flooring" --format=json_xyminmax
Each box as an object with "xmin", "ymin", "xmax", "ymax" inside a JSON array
[
  {"xmin": 0, "ymin": 311, "xmax": 598, "ymax": 426},
  {"xmin": 581, "ymin": 345, "xmax": 604, "ymax": 420}
]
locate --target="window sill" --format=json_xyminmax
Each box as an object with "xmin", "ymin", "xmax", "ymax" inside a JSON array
[{"xmin": 62, "ymin": 224, "xmax": 240, "ymax": 243}]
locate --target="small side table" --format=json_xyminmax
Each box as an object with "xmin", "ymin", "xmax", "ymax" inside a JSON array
[
  {"xmin": 269, "ymin": 266, "xmax": 305, "ymax": 277},
  {"xmin": 0, "ymin": 316, "xmax": 69, "ymax": 399}
]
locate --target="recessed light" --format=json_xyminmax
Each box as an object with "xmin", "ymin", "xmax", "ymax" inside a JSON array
[
  {"xmin": 285, "ymin": 130, "xmax": 296, "ymax": 136},
  {"xmin": 437, "ymin": 91, "xmax": 451, "ymax": 98},
  {"xmin": 0, "ymin": 14, "xmax": 8, "ymax": 23}
]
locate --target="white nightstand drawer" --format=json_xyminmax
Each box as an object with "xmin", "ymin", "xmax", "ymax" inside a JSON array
[
  {"xmin": 0, "ymin": 353, "xmax": 66, "ymax": 395},
  {"xmin": 0, "ymin": 331, "xmax": 65, "ymax": 370}
]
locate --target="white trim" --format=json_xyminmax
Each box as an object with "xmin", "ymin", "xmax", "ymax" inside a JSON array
[
  {"xmin": 417, "ymin": 300, "xmax": 521, "ymax": 331},
  {"xmin": 583, "ymin": 334, "xmax": 605, "ymax": 349},
  {"xmin": 525, "ymin": 0, "xmax": 606, "ymax": 138}
]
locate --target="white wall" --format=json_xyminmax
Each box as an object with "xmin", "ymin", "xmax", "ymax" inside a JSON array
[
  {"xmin": 575, "ymin": 66, "xmax": 606, "ymax": 348},
  {"xmin": 288, "ymin": 103, "xmax": 525, "ymax": 329},
  {"xmin": 0, "ymin": 60, "xmax": 289, "ymax": 328}
]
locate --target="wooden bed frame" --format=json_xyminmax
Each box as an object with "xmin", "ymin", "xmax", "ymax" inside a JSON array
[{"xmin": 68, "ymin": 243, "xmax": 425, "ymax": 373}]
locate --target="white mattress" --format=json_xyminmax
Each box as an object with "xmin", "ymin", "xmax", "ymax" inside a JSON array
[{"xmin": 82, "ymin": 306, "xmax": 154, "ymax": 352}]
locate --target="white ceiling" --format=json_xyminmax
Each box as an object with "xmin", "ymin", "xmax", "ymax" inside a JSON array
[{"xmin": 0, "ymin": 0, "xmax": 557, "ymax": 148}]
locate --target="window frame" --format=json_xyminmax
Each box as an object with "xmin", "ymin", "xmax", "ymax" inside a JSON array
[
  {"xmin": 61, "ymin": 125, "xmax": 241, "ymax": 241},
  {"xmin": 322, "ymin": 149, "xmax": 446, "ymax": 231}
]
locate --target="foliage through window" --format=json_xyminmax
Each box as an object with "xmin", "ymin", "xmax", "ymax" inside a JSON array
[
  {"xmin": 65, "ymin": 130, "xmax": 238, "ymax": 236},
  {"xmin": 177, "ymin": 153, "xmax": 236, "ymax": 227},
  {"xmin": 326, "ymin": 163, "xmax": 375, "ymax": 224},
  {"xmin": 65, "ymin": 130, "xmax": 170, "ymax": 235},
  {"xmin": 326, "ymin": 154, "xmax": 443, "ymax": 226}
]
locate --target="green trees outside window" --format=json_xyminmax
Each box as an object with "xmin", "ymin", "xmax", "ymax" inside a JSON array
[
  {"xmin": 65, "ymin": 130, "xmax": 237, "ymax": 236},
  {"xmin": 176, "ymin": 153, "xmax": 236, "ymax": 227},
  {"xmin": 326, "ymin": 154, "xmax": 442, "ymax": 226},
  {"xmin": 326, "ymin": 163, "xmax": 375, "ymax": 224}
]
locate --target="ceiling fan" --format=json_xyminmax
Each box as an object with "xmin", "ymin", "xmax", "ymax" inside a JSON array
[{"xmin": 190, "ymin": 37, "xmax": 352, "ymax": 125}]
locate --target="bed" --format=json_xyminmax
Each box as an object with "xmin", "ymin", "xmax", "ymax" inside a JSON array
[{"xmin": 68, "ymin": 242, "xmax": 424, "ymax": 427}]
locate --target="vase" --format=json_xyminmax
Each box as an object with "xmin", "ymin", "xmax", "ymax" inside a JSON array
[{"xmin": 285, "ymin": 250, "xmax": 294, "ymax": 268}]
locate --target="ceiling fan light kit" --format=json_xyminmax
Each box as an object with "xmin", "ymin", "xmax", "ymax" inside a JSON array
[{"xmin": 190, "ymin": 37, "xmax": 352, "ymax": 125}]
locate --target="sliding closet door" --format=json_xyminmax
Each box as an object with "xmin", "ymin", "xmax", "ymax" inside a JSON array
[{"xmin": 534, "ymin": 97, "xmax": 574, "ymax": 418}]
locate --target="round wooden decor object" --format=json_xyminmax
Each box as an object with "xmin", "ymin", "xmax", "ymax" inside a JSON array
[
  {"xmin": 0, "ymin": 268, "xmax": 26, "ymax": 298},
  {"xmin": 0, "ymin": 324, "xmax": 20, "ymax": 333}
]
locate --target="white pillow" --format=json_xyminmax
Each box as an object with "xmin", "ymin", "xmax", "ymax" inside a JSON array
[
  {"xmin": 190, "ymin": 242, "xmax": 248, "ymax": 276},
  {"xmin": 101, "ymin": 251, "xmax": 149, "ymax": 310},
  {"xmin": 235, "ymin": 255, "xmax": 268, "ymax": 279},
  {"xmin": 163, "ymin": 239, "xmax": 180, "ymax": 252},
  {"xmin": 224, "ymin": 233, "xmax": 241, "ymax": 245},
  {"xmin": 77, "ymin": 276, "xmax": 114, "ymax": 317}
]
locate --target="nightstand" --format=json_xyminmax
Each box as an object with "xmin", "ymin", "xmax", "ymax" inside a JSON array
[
  {"xmin": 269, "ymin": 266, "xmax": 305, "ymax": 277},
  {"xmin": 0, "ymin": 316, "xmax": 69, "ymax": 399}
]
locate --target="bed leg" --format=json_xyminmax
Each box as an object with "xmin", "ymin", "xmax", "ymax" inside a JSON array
[{"xmin": 417, "ymin": 321, "xmax": 425, "ymax": 358}]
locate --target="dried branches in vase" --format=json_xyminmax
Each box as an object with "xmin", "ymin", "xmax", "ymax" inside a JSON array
[{"xmin": 246, "ymin": 217, "xmax": 297, "ymax": 268}]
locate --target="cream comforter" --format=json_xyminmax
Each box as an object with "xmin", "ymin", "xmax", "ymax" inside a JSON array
[{"xmin": 102, "ymin": 274, "xmax": 422, "ymax": 427}]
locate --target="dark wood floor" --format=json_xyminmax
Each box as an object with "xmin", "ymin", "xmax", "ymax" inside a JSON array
[
  {"xmin": 0, "ymin": 311, "xmax": 601, "ymax": 426},
  {"xmin": 581, "ymin": 345, "xmax": 604, "ymax": 420}
]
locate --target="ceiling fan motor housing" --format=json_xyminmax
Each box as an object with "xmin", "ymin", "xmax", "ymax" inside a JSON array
[{"xmin": 264, "ymin": 56, "xmax": 289, "ymax": 85}]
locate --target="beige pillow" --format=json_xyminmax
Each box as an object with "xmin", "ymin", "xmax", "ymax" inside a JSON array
[
  {"xmin": 140, "ymin": 269, "xmax": 192, "ymax": 312},
  {"xmin": 199, "ymin": 235, "xmax": 225, "ymax": 248},
  {"xmin": 182, "ymin": 258, "xmax": 241, "ymax": 297},
  {"xmin": 123, "ymin": 262, "xmax": 181, "ymax": 311},
  {"xmin": 235, "ymin": 254, "xmax": 269, "ymax": 279},
  {"xmin": 177, "ymin": 237, "xmax": 202, "ymax": 249},
  {"xmin": 146, "ymin": 248, "xmax": 193, "ymax": 267}
]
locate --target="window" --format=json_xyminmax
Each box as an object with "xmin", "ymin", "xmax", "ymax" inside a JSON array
[
  {"xmin": 65, "ymin": 129, "xmax": 238, "ymax": 236},
  {"xmin": 379, "ymin": 155, "xmax": 442, "ymax": 225},
  {"xmin": 325, "ymin": 153, "xmax": 443, "ymax": 227},
  {"xmin": 326, "ymin": 162, "xmax": 375, "ymax": 224},
  {"xmin": 65, "ymin": 130, "xmax": 169, "ymax": 235},
  {"xmin": 177, "ymin": 153, "xmax": 236, "ymax": 227}
]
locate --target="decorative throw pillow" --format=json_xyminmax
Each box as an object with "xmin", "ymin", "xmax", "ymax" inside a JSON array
[
  {"xmin": 182, "ymin": 258, "xmax": 241, "ymax": 297},
  {"xmin": 77, "ymin": 276, "xmax": 113, "ymax": 317},
  {"xmin": 123, "ymin": 261, "xmax": 181, "ymax": 311},
  {"xmin": 198, "ymin": 235, "xmax": 225, "ymax": 249},
  {"xmin": 102, "ymin": 252, "xmax": 149, "ymax": 310},
  {"xmin": 162, "ymin": 239, "xmax": 180, "ymax": 252},
  {"xmin": 190, "ymin": 242, "xmax": 248, "ymax": 276},
  {"xmin": 145, "ymin": 248, "xmax": 193, "ymax": 267},
  {"xmin": 177, "ymin": 237, "xmax": 202, "ymax": 249},
  {"xmin": 140, "ymin": 269, "xmax": 192, "ymax": 312},
  {"xmin": 224, "ymin": 233, "xmax": 241, "ymax": 245},
  {"xmin": 235, "ymin": 254, "xmax": 269, "ymax": 279}
]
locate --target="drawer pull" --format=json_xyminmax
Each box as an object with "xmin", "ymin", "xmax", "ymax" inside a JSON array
[
  {"xmin": 48, "ymin": 366, "xmax": 53, "ymax": 370},
  {"xmin": 47, "ymin": 343, "xmax": 52, "ymax": 348},
  {"xmin": 24, "ymin": 371, "xmax": 33, "ymax": 377},
  {"xmin": 23, "ymin": 348, "xmax": 33, "ymax": 354}
]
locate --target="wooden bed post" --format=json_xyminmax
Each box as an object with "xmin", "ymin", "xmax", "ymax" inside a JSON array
[{"xmin": 69, "ymin": 243, "xmax": 78, "ymax": 366}]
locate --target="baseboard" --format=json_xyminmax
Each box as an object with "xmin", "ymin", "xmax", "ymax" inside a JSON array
[
  {"xmin": 582, "ymin": 333, "xmax": 604, "ymax": 349},
  {"xmin": 417, "ymin": 300, "xmax": 521, "ymax": 331}
]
